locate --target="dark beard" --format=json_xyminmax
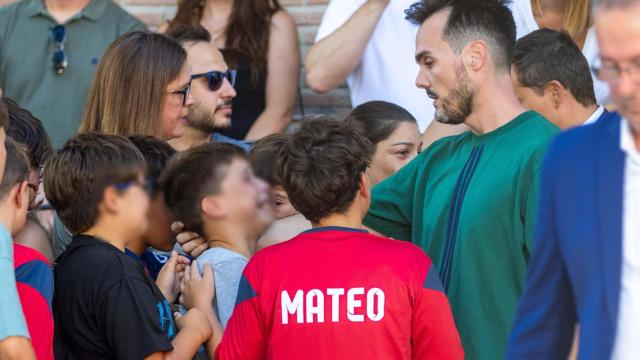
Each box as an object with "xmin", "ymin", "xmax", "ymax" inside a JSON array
[
  {"xmin": 187, "ymin": 105, "xmax": 224, "ymax": 134},
  {"xmin": 435, "ymin": 65, "xmax": 474, "ymax": 125}
]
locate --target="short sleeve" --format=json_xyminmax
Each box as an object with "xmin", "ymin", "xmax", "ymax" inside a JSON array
[
  {"xmin": 97, "ymin": 276, "xmax": 173, "ymax": 359},
  {"xmin": 363, "ymin": 154, "xmax": 423, "ymax": 241},
  {"xmin": 315, "ymin": 0, "xmax": 363, "ymax": 42},
  {"xmin": 0, "ymin": 225, "xmax": 30, "ymax": 340},
  {"xmin": 197, "ymin": 255, "xmax": 247, "ymax": 328}
]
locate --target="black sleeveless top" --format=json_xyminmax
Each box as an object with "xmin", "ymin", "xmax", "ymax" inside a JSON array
[{"xmin": 220, "ymin": 49, "xmax": 267, "ymax": 140}]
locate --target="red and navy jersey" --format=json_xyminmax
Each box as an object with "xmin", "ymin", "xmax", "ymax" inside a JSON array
[
  {"xmin": 14, "ymin": 243, "xmax": 54, "ymax": 360},
  {"xmin": 216, "ymin": 227, "xmax": 463, "ymax": 359}
]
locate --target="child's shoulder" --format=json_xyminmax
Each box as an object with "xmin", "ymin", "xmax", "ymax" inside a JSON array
[{"xmin": 197, "ymin": 247, "xmax": 248, "ymax": 269}]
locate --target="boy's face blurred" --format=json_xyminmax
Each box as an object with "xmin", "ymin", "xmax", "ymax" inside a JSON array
[
  {"xmin": 272, "ymin": 186, "xmax": 298, "ymax": 219},
  {"xmin": 117, "ymin": 178, "xmax": 151, "ymax": 240},
  {"xmin": 215, "ymin": 157, "xmax": 275, "ymax": 239},
  {"xmin": 142, "ymin": 193, "xmax": 175, "ymax": 252}
]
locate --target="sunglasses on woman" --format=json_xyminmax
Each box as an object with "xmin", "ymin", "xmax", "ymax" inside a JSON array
[{"xmin": 191, "ymin": 70, "xmax": 237, "ymax": 92}]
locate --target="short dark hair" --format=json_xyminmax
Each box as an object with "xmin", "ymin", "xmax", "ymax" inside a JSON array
[
  {"xmin": 128, "ymin": 135, "xmax": 177, "ymax": 196},
  {"xmin": 0, "ymin": 137, "xmax": 30, "ymax": 199},
  {"xmin": 278, "ymin": 117, "xmax": 373, "ymax": 224},
  {"xmin": 44, "ymin": 132, "xmax": 146, "ymax": 234},
  {"xmin": 161, "ymin": 143, "xmax": 247, "ymax": 235},
  {"xmin": 0, "ymin": 100, "xmax": 8, "ymax": 129},
  {"xmin": 345, "ymin": 101, "xmax": 417, "ymax": 145},
  {"xmin": 512, "ymin": 29, "xmax": 597, "ymax": 107},
  {"xmin": 165, "ymin": 24, "xmax": 211, "ymax": 44},
  {"xmin": 405, "ymin": 0, "xmax": 516, "ymax": 71},
  {"xmin": 3, "ymin": 97, "xmax": 53, "ymax": 169},
  {"xmin": 250, "ymin": 134, "xmax": 288, "ymax": 187}
]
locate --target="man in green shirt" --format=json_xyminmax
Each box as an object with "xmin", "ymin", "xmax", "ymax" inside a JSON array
[
  {"xmin": 0, "ymin": 0, "xmax": 144, "ymax": 147},
  {"xmin": 363, "ymin": 1, "xmax": 560, "ymax": 359}
]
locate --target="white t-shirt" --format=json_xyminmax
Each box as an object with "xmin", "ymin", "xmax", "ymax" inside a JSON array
[
  {"xmin": 315, "ymin": 0, "xmax": 433, "ymax": 132},
  {"xmin": 510, "ymin": 0, "xmax": 611, "ymax": 105}
]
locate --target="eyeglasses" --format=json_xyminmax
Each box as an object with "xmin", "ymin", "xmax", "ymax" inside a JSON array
[
  {"xmin": 113, "ymin": 179, "xmax": 154, "ymax": 195},
  {"xmin": 592, "ymin": 58, "xmax": 640, "ymax": 84},
  {"xmin": 50, "ymin": 25, "xmax": 68, "ymax": 75},
  {"xmin": 167, "ymin": 82, "xmax": 191, "ymax": 106},
  {"xmin": 191, "ymin": 70, "xmax": 237, "ymax": 92}
]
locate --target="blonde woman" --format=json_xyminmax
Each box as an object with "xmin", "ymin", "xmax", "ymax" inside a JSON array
[
  {"xmin": 80, "ymin": 31, "xmax": 194, "ymax": 141},
  {"xmin": 510, "ymin": 0, "xmax": 609, "ymax": 105}
]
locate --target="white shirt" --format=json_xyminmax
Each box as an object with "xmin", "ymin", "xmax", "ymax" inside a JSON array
[
  {"xmin": 584, "ymin": 105, "xmax": 605, "ymax": 126},
  {"xmin": 315, "ymin": 0, "xmax": 433, "ymax": 132},
  {"xmin": 611, "ymin": 118, "xmax": 640, "ymax": 359},
  {"xmin": 510, "ymin": 0, "xmax": 611, "ymax": 106}
]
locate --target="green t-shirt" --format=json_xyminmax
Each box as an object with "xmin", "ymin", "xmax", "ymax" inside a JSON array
[
  {"xmin": 364, "ymin": 111, "xmax": 559, "ymax": 360},
  {"xmin": 0, "ymin": 0, "xmax": 145, "ymax": 147}
]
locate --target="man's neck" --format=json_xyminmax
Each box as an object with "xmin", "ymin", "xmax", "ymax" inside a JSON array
[
  {"xmin": 44, "ymin": 0, "xmax": 90, "ymax": 23},
  {"xmin": 203, "ymin": 221, "xmax": 257, "ymax": 259},
  {"xmin": 169, "ymin": 126, "xmax": 211, "ymax": 152},
  {"xmin": 464, "ymin": 73, "xmax": 528, "ymax": 135},
  {"xmin": 83, "ymin": 220, "xmax": 130, "ymax": 252}
]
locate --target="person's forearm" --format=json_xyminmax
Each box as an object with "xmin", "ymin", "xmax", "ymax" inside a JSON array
[
  {"xmin": 163, "ymin": 327, "xmax": 208, "ymax": 360},
  {"xmin": 203, "ymin": 310, "xmax": 224, "ymax": 359},
  {"xmin": 305, "ymin": 1, "xmax": 388, "ymax": 93},
  {"xmin": 0, "ymin": 337, "xmax": 36, "ymax": 360},
  {"xmin": 245, "ymin": 110, "xmax": 292, "ymax": 141}
]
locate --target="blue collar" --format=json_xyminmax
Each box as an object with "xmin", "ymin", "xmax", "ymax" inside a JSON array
[{"xmin": 301, "ymin": 226, "xmax": 368, "ymax": 235}]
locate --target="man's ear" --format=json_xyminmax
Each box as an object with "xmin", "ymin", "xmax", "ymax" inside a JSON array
[
  {"xmin": 464, "ymin": 40, "xmax": 489, "ymax": 71},
  {"xmin": 201, "ymin": 196, "xmax": 225, "ymax": 220},
  {"xmin": 546, "ymin": 80, "xmax": 565, "ymax": 109},
  {"xmin": 13, "ymin": 182, "xmax": 28, "ymax": 211}
]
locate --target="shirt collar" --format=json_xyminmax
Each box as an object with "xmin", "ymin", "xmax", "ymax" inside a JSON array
[
  {"xmin": 26, "ymin": 0, "xmax": 107, "ymax": 22},
  {"xmin": 584, "ymin": 105, "xmax": 606, "ymax": 126},
  {"xmin": 620, "ymin": 117, "xmax": 640, "ymax": 166}
]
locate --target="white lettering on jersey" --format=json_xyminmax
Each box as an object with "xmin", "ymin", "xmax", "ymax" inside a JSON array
[
  {"xmin": 280, "ymin": 287, "xmax": 385, "ymax": 324},
  {"xmin": 281, "ymin": 290, "xmax": 304, "ymax": 324}
]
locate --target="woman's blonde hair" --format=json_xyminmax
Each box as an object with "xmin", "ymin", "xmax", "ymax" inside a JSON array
[
  {"xmin": 564, "ymin": 0, "xmax": 592, "ymax": 41},
  {"xmin": 79, "ymin": 31, "xmax": 186, "ymax": 139}
]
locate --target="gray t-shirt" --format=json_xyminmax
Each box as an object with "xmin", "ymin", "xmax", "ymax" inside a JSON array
[{"xmin": 196, "ymin": 247, "xmax": 248, "ymax": 328}]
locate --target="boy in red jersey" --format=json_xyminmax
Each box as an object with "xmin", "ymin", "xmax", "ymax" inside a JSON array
[{"xmin": 183, "ymin": 117, "xmax": 463, "ymax": 359}]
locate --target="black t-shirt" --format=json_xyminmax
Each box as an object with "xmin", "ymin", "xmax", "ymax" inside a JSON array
[{"xmin": 53, "ymin": 235, "xmax": 174, "ymax": 359}]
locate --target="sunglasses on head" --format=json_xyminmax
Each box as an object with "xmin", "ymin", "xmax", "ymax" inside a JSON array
[
  {"xmin": 191, "ymin": 70, "xmax": 237, "ymax": 91},
  {"xmin": 49, "ymin": 25, "xmax": 68, "ymax": 74}
]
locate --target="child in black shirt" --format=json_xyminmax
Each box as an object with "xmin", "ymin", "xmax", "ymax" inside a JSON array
[{"xmin": 46, "ymin": 133, "xmax": 212, "ymax": 359}]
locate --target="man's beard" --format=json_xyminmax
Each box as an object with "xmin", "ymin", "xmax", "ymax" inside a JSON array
[
  {"xmin": 434, "ymin": 65, "xmax": 474, "ymax": 125},
  {"xmin": 186, "ymin": 102, "xmax": 229, "ymax": 134}
]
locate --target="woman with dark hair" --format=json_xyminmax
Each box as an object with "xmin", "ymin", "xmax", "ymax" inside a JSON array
[
  {"xmin": 165, "ymin": 0, "xmax": 300, "ymax": 141},
  {"xmin": 346, "ymin": 101, "xmax": 422, "ymax": 187},
  {"xmin": 79, "ymin": 31, "xmax": 194, "ymax": 141}
]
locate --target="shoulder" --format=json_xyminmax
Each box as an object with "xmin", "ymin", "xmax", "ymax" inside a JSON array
[
  {"xmin": 548, "ymin": 112, "xmax": 620, "ymax": 162},
  {"xmin": 198, "ymin": 247, "xmax": 248, "ymax": 267},
  {"xmin": 13, "ymin": 243, "xmax": 48, "ymax": 267},
  {"xmin": 270, "ymin": 9, "xmax": 297, "ymax": 36},
  {"xmin": 0, "ymin": 0, "xmax": 26, "ymax": 17},
  {"xmin": 366, "ymin": 233, "xmax": 430, "ymax": 262},
  {"xmin": 103, "ymin": 1, "xmax": 146, "ymax": 32}
]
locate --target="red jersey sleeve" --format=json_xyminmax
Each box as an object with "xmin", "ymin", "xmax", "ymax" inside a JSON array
[
  {"xmin": 412, "ymin": 259, "xmax": 464, "ymax": 359},
  {"xmin": 215, "ymin": 273, "xmax": 266, "ymax": 359}
]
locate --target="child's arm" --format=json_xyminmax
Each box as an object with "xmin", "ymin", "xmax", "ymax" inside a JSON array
[
  {"xmin": 0, "ymin": 337, "xmax": 36, "ymax": 360},
  {"xmin": 144, "ymin": 308, "xmax": 212, "ymax": 360}
]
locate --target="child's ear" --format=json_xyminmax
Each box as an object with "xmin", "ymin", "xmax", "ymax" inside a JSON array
[
  {"xmin": 13, "ymin": 182, "xmax": 28, "ymax": 210},
  {"xmin": 101, "ymin": 186, "xmax": 121, "ymax": 214},
  {"xmin": 359, "ymin": 172, "xmax": 370, "ymax": 200},
  {"xmin": 201, "ymin": 196, "xmax": 225, "ymax": 219}
]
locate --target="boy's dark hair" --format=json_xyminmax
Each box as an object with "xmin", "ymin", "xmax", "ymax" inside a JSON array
[
  {"xmin": 3, "ymin": 97, "xmax": 53, "ymax": 169},
  {"xmin": 345, "ymin": 101, "xmax": 417, "ymax": 145},
  {"xmin": 0, "ymin": 137, "xmax": 30, "ymax": 199},
  {"xmin": 0, "ymin": 100, "xmax": 8, "ymax": 129},
  {"xmin": 250, "ymin": 134, "xmax": 287, "ymax": 187},
  {"xmin": 44, "ymin": 132, "xmax": 146, "ymax": 234},
  {"xmin": 405, "ymin": 0, "xmax": 516, "ymax": 71},
  {"xmin": 278, "ymin": 117, "xmax": 373, "ymax": 223},
  {"xmin": 512, "ymin": 29, "xmax": 597, "ymax": 107},
  {"xmin": 165, "ymin": 24, "xmax": 211, "ymax": 44},
  {"xmin": 128, "ymin": 135, "xmax": 177, "ymax": 196},
  {"xmin": 161, "ymin": 143, "xmax": 247, "ymax": 236}
]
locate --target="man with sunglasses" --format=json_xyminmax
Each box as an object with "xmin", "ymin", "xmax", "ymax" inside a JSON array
[
  {"xmin": 0, "ymin": 0, "xmax": 144, "ymax": 148},
  {"xmin": 167, "ymin": 26, "xmax": 251, "ymax": 153}
]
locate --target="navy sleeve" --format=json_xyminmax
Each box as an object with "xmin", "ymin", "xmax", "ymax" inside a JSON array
[{"xmin": 506, "ymin": 138, "xmax": 577, "ymax": 359}]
